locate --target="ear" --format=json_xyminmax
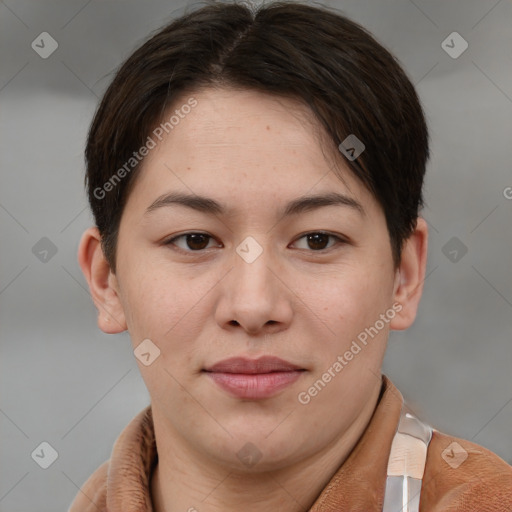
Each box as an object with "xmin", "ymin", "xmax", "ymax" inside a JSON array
[
  {"xmin": 389, "ymin": 216, "xmax": 428, "ymax": 331},
  {"xmin": 77, "ymin": 227, "xmax": 127, "ymax": 334}
]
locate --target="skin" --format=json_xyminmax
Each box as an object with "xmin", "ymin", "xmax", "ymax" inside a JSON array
[{"xmin": 78, "ymin": 87, "xmax": 428, "ymax": 512}]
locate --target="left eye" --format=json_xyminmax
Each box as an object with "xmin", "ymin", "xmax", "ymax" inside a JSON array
[{"xmin": 293, "ymin": 232, "xmax": 344, "ymax": 251}]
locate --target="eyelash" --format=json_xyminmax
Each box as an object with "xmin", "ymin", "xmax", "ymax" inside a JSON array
[{"xmin": 162, "ymin": 231, "xmax": 347, "ymax": 254}]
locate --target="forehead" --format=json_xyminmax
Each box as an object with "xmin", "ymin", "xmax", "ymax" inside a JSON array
[
  {"xmin": 179, "ymin": 87, "xmax": 320, "ymax": 140},
  {"xmin": 152, "ymin": 88, "xmax": 335, "ymax": 165},
  {"xmin": 128, "ymin": 87, "xmax": 377, "ymax": 217}
]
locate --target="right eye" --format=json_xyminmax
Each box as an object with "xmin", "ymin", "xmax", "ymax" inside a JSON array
[{"xmin": 163, "ymin": 232, "xmax": 222, "ymax": 253}]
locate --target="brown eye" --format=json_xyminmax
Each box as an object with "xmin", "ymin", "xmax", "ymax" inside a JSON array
[
  {"xmin": 164, "ymin": 233, "xmax": 217, "ymax": 252},
  {"xmin": 306, "ymin": 233, "xmax": 330, "ymax": 250},
  {"xmin": 185, "ymin": 233, "xmax": 211, "ymax": 250},
  {"xmin": 293, "ymin": 232, "xmax": 344, "ymax": 251}
]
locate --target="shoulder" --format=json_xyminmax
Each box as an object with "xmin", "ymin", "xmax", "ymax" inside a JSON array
[
  {"xmin": 67, "ymin": 459, "xmax": 109, "ymax": 512},
  {"xmin": 421, "ymin": 429, "xmax": 512, "ymax": 511},
  {"xmin": 67, "ymin": 405, "xmax": 155, "ymax": 512}
]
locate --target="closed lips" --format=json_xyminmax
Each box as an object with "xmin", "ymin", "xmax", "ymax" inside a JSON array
[{"xmin": 203, "ymin": 356, "xmax": 305, "ymax": 374}]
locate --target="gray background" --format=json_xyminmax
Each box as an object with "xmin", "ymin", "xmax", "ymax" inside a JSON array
[{"xmin": 1, "ymin": 0, "xmax": 511, "ymax": 510}]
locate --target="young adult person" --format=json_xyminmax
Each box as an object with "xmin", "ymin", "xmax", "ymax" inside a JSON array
[{"xmin": 71, "ymin": 2, "xmax": 512, "ymax": 510}]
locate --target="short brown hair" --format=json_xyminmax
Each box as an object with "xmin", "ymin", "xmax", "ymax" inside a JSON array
[{"xmin": 85, "ymin": 0, "xmax": 430, "ymax": 273}]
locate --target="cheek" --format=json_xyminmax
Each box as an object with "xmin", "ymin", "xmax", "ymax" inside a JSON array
[
  {"xmin": 118, "ymin": 267, "xmax": 183, "ymax": 342},
  {"xmin": 320, "ymin": 268, "xmax": 392, "ymax": 344},
  {"xmin": 121, "ymin": 268, "xmax": 213, "ymax": 367}
]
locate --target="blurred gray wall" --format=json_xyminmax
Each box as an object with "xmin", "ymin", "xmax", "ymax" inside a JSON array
[{"xmin": 1, "ymin": 0, "xmax": 511, "ymax": 510}]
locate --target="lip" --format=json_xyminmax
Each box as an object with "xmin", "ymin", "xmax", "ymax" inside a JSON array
[
  {"xmin": 203, "ymin": 356, "xmax": 306, "ymax": 399},
  {"xmin": 204, "ymin": 356, "xmax": 304, "ymax": 374}
]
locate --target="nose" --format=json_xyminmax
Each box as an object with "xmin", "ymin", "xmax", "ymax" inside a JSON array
[{"xmin": 214, "ymin": 239, "xmax": 293, "ymax": 336}]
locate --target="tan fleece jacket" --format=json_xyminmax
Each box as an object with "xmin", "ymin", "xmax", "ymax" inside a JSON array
[{"xmin": 68, "ymin": 375, "xmax": 512, "ymax": 511}]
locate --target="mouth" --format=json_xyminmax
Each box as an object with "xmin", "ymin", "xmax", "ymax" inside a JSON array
[
  {"xmin": 202, "ymin": 356, "xmax": 306, "ymax": 399},
  {"xmin": 204, "ymin": 356, "xmax": 305, "ymax": 374}
]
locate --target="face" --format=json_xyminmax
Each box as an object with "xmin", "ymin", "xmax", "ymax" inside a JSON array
[{"xmin": 109, "ymin": 88, "xmax": 402, "ymax": 470}]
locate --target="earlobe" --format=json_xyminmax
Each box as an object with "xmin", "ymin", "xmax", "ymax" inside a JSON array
[
  {"xmin": 389, "ymin": 217, "xmax": 428, "ymax": 331},
  {"xmin": 77, "ymin": 227, "xmax": 127, "ymax": 334}
]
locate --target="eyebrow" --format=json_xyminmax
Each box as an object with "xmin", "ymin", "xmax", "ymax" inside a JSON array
[{"xmin": 144, "ymin": 191, "xmax": 365, "ymax": 218}]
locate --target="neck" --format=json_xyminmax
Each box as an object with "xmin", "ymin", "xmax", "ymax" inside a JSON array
[{"xmin": 150, "ymin": 382, "xmax": 381, "ymax": 512}]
